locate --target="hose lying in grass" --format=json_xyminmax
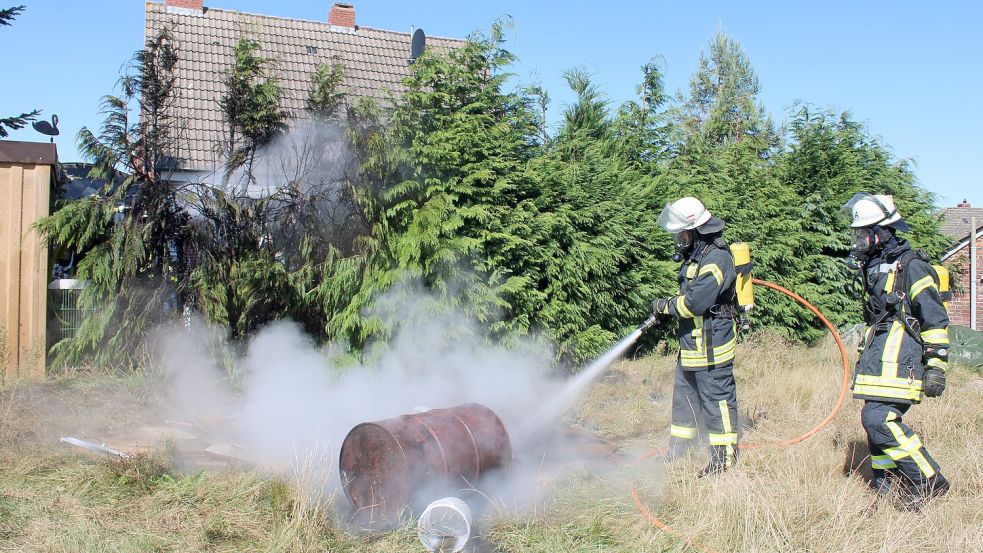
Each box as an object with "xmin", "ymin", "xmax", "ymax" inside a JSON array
[{"xmin": 630, "ymin": 278, "xmax": 852, "ymax": 552}]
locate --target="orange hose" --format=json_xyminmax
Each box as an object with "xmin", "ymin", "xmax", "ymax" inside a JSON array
[{"xmin": 630, "ymin": 278, "xmax": 853, "ymax": 550}]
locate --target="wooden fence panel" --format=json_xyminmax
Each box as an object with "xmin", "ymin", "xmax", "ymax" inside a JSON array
[{"xmin": 0, "ymin": 141, "xmax": 55, "ymax": 384}]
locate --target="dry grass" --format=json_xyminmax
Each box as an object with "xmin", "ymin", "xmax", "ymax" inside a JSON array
[{"xmin": 2, "ymin": 333, "xmax": 982, "ymax": 552}]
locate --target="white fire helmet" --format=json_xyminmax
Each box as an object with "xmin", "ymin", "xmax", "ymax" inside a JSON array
[
  {"xmin": 657, "ymin": 197, "xmax": 712, "ymax": 233},
  {"xmin": 842, "ymin": 192, "xmax": 910, "ymax": 231}
]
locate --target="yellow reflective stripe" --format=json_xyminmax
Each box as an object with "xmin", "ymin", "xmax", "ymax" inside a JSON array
[
  {"xmin": 855, "ymin": 374, "xmax": 923, "ymax": 389},
  {"xmin": 884, "ymin": 271, "xmax": 896, "ymax": 293},
  {"xmin": 670, "ymin": 425, "xmax": 697, "ymax": 439},
  {"xmin": 926, "ymin": 357, "xmax": 947, "ymax": 369},
  {"xmin": 680, "ymin": 335, "xmax": 737, "ymax": 367},
  {"xmin": 686, "ymin": 264, "xmax": 698, "ymax": 278},
  {"xmin": 880, "ymin": 322, "xmax": 904, "ymax": 378},
  {"xmin": 871, "ymin": 455, "xmax": 897, "ymax": 470},
  {"xmin": 885, "ymin": 421, "xmax": 936, "ymax": 478},
  {"xmin": 909, "ymin": 275, "xmax": 937, "ymax": 300},
  {"xmin": 698, "ymin": 263, "xmax": 724, "ymax": 286},
  {"xmin": 920, "ymin": 328, "xmax": 949, "ymax": 345},
  {"xmin": 680, "ymin": 336, "xmax": 737, "ymax": 358},
  {"xmin": 853, "ymin": 383, "xmax": 923, "ymax": 401},
  {"xmin": 719, "ymin": 400, "xmax": 733, "ymax": 434},
  {"xmin": 693, "ymin": 316, "xmax": 703, "ymax": 353},
  {"xmin": 676, "ymin": 296, "xmax": 694, "ymax": 318},
  {"xmin": 708, "ymin": 432, "xmax": 738, "ymax": 446}
]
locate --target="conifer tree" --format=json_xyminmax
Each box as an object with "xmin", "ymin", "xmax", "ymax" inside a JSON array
[{"xmin": 34, "ymin": 30, "xmax": 189, "ymax": 368}]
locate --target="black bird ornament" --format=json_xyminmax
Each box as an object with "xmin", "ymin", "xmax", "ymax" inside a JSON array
[{"xmin": 32, "ymin": 114, "xmax": 59, "ymax": 142}]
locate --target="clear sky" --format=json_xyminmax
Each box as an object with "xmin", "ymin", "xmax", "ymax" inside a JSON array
[{"xmin": 2, "ymin": 1, "xmax": 979, "ymax": 208}]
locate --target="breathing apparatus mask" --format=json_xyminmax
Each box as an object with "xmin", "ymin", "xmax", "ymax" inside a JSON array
[{"xmin": 672, "ymin": 230, "xmax": 695, "ymax": 262}]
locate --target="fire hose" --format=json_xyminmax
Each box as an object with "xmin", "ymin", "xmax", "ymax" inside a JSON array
[{"xmin": 630, "ymin": 278, "xmax": 852, "ymax": 552}]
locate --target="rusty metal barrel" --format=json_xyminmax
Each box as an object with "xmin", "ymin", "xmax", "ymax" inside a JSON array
[{"xmin": 339, "ymin": 403, "xmax": 512, "ymax": 523}]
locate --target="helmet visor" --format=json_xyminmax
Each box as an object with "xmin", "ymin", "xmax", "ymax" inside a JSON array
[{"xmin": 657, "ymin": 203, "xmax": 694, "ymax": 233}]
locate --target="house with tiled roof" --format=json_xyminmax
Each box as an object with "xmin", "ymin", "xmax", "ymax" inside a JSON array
[
  {"xmin": 940, "ymin": 200, "xmax": 983, "ymax": 330},
  {"xmin": 146, "ymin": 0, "xmax": 464, "ymax": 180}
]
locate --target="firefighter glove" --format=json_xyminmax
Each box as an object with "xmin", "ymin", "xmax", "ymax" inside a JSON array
[
  {"xmin": 651, "ymin": 297, "xmax": 672, "ymax": 316},
  {"xmin": 922, "ymin": 368, "xmax": 946, "ymax": 397}
]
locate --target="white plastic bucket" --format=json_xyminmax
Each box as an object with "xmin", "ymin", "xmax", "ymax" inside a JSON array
[{"xmin": 417, "ymin": 496, "xmax": 472, "ymax": 552}]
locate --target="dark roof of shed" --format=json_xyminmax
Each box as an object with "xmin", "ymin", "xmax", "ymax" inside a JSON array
[
  {"xmin": 145, "ymin": 1, "xmax": 465, "ymax": 171},
  {"xmin": 0, "ymin": 140, "xmax": 57, "ymax": 166}
]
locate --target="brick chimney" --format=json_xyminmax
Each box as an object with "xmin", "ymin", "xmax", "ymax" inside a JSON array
[
  {"xmin": 329, "ymin": 3, "xmax": 355, "ymax": 29},
  {"xmin": 164, "ymin": 0, "xmax": 203, "ymax": 15},
  {"xmin": 958, "ymin": 199, "xmax": 972, "ymax": 208}
]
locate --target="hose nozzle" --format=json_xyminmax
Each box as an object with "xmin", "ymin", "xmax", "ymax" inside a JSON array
[{"xmin": 638, "ymin": 314, "xmax": 660, "ymax": 331}]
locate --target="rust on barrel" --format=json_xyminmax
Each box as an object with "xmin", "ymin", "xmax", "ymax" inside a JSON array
[{"xmin": 339, "ymin": 403, "xmax": 511, "ymax": 523}]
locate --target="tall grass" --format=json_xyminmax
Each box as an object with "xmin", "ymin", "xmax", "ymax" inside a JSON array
[{"xmin": 1, "ymin": 332, "xmax": 981, "ymax": 551}]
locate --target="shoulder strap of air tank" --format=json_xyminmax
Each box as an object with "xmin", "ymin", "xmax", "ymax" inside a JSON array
[{"xmin": 893, "ymin": 249, "xmax": 932, "ymax": 344}]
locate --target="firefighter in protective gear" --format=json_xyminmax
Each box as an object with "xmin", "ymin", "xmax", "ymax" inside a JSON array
[
  {"xmin": 844, "ymin": 192, "xmax": 950, "ymax": 509},
  {"xmin": 653, "ymin": 197, "xmax": 740, "ymax": 477}
]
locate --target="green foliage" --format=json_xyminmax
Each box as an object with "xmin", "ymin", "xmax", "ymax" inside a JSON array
[
  {"xmin": 220, "ymin": 36, "xmax": 289, "ymax": 174},
  {"xmin": 306, "ymin": 61, "xmax": 347, "ymax": 120},
  {"xmin": 35, "ymin": 29, "xmax": 188, "ymax": 368},
  {"xmin": 45, "ymin": 23, "xmax": 952, "ymax": 369},
  {"xmin": 685, "ymin": 30, "xmax": 770, "ymax": 146}
]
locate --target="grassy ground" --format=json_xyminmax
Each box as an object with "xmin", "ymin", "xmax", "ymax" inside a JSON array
[{"xmin": 2, "ymin": 332, "xmax": 982, "ymax": 552}]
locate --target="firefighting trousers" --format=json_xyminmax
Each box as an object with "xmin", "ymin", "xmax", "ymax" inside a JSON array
[
  {"xmin": 669, "ymin": 362, "xmax": 738, "ymax": 466},
  {"xmin": 862, "ymin": 400, "xmax": 941, "ymax": 484}
]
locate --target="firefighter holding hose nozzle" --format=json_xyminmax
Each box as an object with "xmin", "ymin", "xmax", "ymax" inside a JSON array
[
  {"xmin": 843, "ymin": 192, "xmax": 950, "ymax": 510},
  {"xmin": 650, "ymin": 197, "xmax": 742, "ymax": 477}
]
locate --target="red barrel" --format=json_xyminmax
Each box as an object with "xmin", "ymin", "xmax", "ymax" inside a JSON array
[{"xmin": 339, "ymin": 403, "xmax": 511, "ymax": 523}]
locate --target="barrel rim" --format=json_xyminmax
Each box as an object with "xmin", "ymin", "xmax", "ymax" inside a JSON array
[{"xmin": 339, "ymin": 421, "xmax": 410, "ymax": 516}]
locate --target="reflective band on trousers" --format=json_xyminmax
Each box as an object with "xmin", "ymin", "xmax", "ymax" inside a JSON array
[
  {"xmin": 884, "ymin": 419, "xmax": 936, "ymax": 478},
  {"xmin": 670, "ymin": 424, "xmax": 697, "ymax": 439},
  {"xmin": 871, "ymin": 454, "xmax": 897, "ymax": 470},
  {"xmin": 708, "ymin": 432, "xmax": 738, "ymax": 446}
]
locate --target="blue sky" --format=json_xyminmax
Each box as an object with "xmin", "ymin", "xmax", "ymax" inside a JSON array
[{"xmin": 2, "ymin": 1, "xmax": 979, "ymax": 207}]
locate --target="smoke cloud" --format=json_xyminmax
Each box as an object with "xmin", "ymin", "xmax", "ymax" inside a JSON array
[{"xmin": 151, "ymin": 281, "xmax": 624, "ymax": 515}]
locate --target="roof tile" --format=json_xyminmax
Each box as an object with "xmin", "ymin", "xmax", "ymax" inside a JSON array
[{"xmin": 146, "ymin": 1, "xmax": 463, "ymax": 170}]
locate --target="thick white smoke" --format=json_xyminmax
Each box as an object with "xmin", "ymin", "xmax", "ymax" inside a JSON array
[{"xmin": 152, "ymin": 282, "xmax": 597, "ymax": 500}]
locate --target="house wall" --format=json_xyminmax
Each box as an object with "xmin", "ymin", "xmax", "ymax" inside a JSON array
[
  {"xmin": 0, "ymin": 161, "xmax": 51, "ymax": 383},
  {"xmin": 946, "ymin": 234, "xmax": 983, "ymax": 330}
]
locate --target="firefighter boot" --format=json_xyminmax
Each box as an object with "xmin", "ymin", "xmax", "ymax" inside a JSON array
[
  {"xmin": 697, "ymin": 445, "xmax": 735, "ymax": 478},
  {"xmin": 870, "ymin": 468, "xmax": 901, "ymax": 499},
  {"xmin": 897, "ymin": 473, "xmax": 950, "ymax": 512}
]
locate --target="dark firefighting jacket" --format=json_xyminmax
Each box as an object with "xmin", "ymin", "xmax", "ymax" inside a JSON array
[
  {"xmin": 665, "ymin": 238, "xmax": 738, "ymax": 370},
  {"xmin": 853, "ymin": 241, "xmax": 950, "ymax": 404}
]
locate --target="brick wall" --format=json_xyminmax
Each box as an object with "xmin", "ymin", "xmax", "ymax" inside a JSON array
[
  {"xmin": 165, "ymin": 0, "xmax": 203, "ymax": 10},
  {"xmin": 946, "ymin": 234, "xmax": 983, "ymax": 329},
  {"xmin": 328, "ymin": 3, "xmax": 355, "ymax": 29},
  {"xmin": 329, "ymin": 3, "xmax": 355, "ymax": 28}
]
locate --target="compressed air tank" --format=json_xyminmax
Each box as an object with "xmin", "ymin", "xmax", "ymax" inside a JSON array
[
  {"xmin": 339, "ymin": 403, "xmax": 512, "ymax": 523},
  {"xmin": 934, "ymin": 264, "xmax": 951, "ymax": 312},
  {"xmin": 730, "ymin": 242, "xmax": 754, "ymax": 310}
]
